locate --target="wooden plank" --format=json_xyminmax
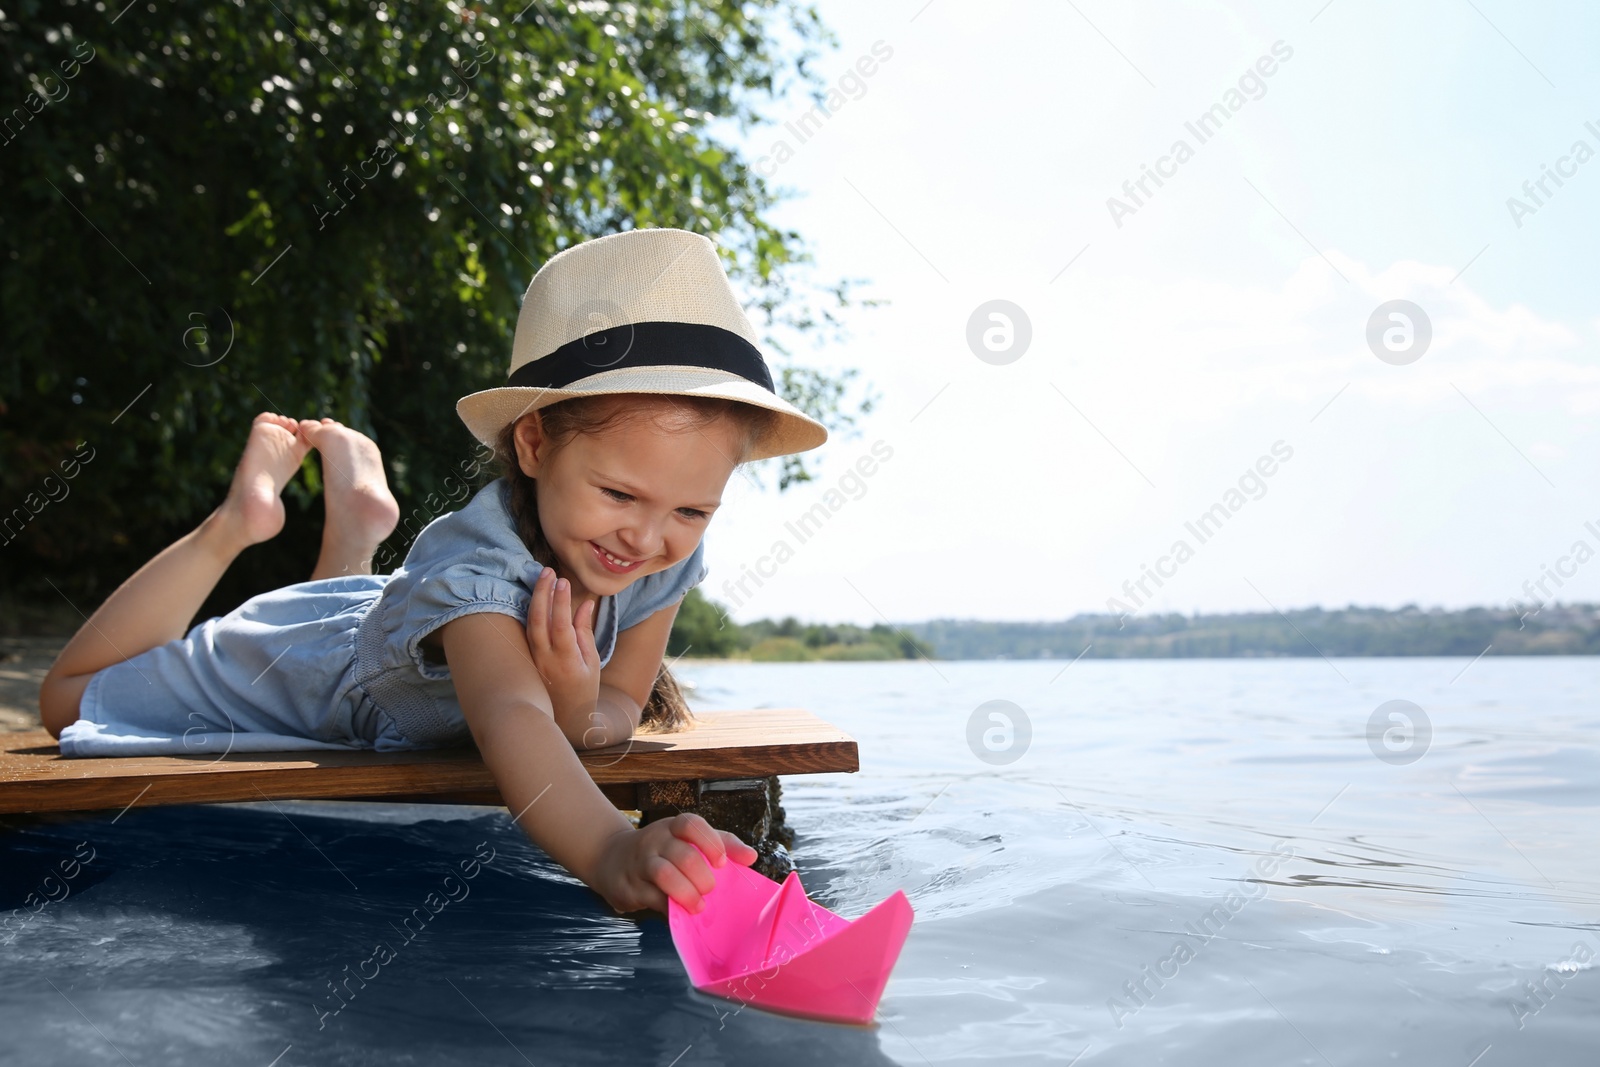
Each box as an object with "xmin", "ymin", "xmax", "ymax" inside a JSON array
[
  {"xmin": 347, "ymin": 783, "xmax": 638, "ymax": 809},
  {"xmin": 0, "ymin": 709, "xmax": 857, "ymax": 815}
]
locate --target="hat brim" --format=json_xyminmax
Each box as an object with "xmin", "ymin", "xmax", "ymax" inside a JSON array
[{"xmin": 456, "ymin": 366, "xmax": 829, "ymax": 463}]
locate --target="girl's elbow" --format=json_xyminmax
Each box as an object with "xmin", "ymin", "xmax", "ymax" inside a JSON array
[
  {"xmin": 38, "ymin": 671, "xmax": 89, "ymax": 740},
  {"xmin": 566, "ymin": 724, "xmax": 609, "ymax": 751},
  {"xmin": 567, "ymin": 714, "xmax": 632, "ymax": 752}
]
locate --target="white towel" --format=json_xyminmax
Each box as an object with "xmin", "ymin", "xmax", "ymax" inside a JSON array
[{"xmin": 57, "ymin": 718, "xmax": 366, "ymax": 758}]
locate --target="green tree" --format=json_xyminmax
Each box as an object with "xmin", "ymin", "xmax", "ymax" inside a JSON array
[
  {"xmin": 0, "ymin": 0, "xmax": 872, "ymax": 624},
  {"xmin": 665, "ymin": 586, "xmax": 742, "ymax": 658}
]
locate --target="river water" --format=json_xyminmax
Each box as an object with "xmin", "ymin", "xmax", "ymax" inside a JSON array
[{"xmin": 3, "ymin": 657, "xmax": 1597, "ymax": 1065}]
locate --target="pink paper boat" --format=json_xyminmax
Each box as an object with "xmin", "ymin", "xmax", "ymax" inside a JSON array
[{"xmin": 667, "ymin": 845, "xmax": 914, "ymax": 1026}]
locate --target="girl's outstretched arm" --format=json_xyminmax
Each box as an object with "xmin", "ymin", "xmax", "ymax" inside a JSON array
[{"xmin": 439, "ymin": 611, "xmax": 756, "ymax": 914}]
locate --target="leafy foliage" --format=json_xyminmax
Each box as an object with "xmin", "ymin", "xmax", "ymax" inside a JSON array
[
  {"xmin": 664, "ymin": 583, "xmax": 743, "ymax": 658},
  {"xmin": 668, "ymin": 587, "xmax": 934, "ymax": 660},
  {"xmin": 0, "ymin": 0, "xmax": 871, "ymax": 618}
]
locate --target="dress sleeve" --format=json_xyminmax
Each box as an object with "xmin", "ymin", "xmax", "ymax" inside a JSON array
[
  {"xmin": 399, "ymin": 546, "xmax": 543, "ymax": 680},
  {"xmin": 618, "ymin": 538, "xmax": 708, "ymax": 632}
]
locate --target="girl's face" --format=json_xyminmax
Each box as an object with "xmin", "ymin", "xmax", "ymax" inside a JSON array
[{"xmin": 513, "ymin": 406, "xmax": 742, "ymax": 604}]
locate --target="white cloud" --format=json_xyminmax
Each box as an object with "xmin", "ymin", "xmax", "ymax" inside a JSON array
[
  {"xmin": 714, "ymin": 248, "xmax": 1595, "ymax": 623},
  {"xmin": 704, "ymin": 0, "xmax": 1600, "ymax": 624}
]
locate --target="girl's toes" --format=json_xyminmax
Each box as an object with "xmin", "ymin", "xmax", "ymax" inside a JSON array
[
  {"xmin": 254, "ymin": 411, "xmax": 296, "ymax": 432},
  {"xmin": 302, "ymin": 418, "xmax": 340, "ymax": 442}
]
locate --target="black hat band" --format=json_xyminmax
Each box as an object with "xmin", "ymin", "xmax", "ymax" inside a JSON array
[{"xmin": 505, "ymin": 321, "xmax": 774, "ymax": 394}]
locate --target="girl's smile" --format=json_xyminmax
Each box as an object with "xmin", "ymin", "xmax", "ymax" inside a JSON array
[{"xmin": 590, "ymin": 540, "xmax": 647, "ymax": 574}]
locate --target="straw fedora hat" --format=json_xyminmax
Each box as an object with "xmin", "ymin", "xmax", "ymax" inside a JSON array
[{"xmin": 456, "ymin": 227, "xmax": 829, "ymax": 462}]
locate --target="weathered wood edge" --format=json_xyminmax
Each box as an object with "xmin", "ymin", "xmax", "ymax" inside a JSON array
[{"xmin": 0, "ymin": 709, "xmax": 860, "ymax": 816}]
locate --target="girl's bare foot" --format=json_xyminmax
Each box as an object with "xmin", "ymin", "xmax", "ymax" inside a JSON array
[
  {"xmin": 211, "ymin": 412, "xmax": 314, "ymax": 552},
  {"xmin": 306, "ymin": 419, "xmax": 400, "ymax": 579}
]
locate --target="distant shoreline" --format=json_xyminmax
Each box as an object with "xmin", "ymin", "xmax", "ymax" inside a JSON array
[
  {"xmin": 896, "ymin": 603, "xmax": 1600, "ymax": 659},
  {"xmin": 679, "ymin": 603, "xmax": 1600, "ymax": 661},
  {"xmin": 671, "ymin": 650, "xmax": 1600, "ymax": 664},
  {"xmin": 668, "ymin": 646, "xmax": 1600, "ymax": 662}
]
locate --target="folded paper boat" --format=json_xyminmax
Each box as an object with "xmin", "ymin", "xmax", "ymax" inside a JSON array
[{"xmin": 668, "ymin": 845, "xmax": 914, "ymax": 1025}]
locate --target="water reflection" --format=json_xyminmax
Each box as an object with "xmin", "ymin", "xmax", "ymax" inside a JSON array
[
  {"xmin": 1, "ymin": 802, "xmax": 899, "ymax": 1065},
  {"xmin": 4, "ymin": 657, "xmax": 1599, "ymax": 1065}
]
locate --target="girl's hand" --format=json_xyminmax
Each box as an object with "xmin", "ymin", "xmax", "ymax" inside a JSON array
[
  {"xmin": 526, "ymin": 566, "xmax": 602, "ymax": 721},
  {"xmin": 589, "ymin": 814, "xmax": 760, "ymax": 915}
]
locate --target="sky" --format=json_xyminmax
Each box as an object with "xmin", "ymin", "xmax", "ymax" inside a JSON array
[{"xmin": 693, "ymin": 0, "xmax": 1600, "ymax": 627}]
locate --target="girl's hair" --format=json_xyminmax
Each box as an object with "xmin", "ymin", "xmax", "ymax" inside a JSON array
[{"xmin": 492, "ymin": 393, "xmax": 779, "ymax": 734}]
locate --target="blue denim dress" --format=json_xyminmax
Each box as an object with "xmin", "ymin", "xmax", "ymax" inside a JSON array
[{"xmin": 58, "ymin": 478, "xmax": 708, "ymax": 757}]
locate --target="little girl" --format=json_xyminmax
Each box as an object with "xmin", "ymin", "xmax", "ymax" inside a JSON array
[{"xmin": 38, "ymin": 227, "xmax": 829, "ymax": 918}]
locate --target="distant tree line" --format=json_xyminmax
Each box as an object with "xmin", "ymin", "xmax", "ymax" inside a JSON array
[
  {"xmin": 668, "ymin": 597, "xmax": 1600, "ymax": 661},
  {"xmin": 668, "ymin": 589, "xmax": 934, "ymax": 661},
  {"xmin": 896, "ymin": 603, "xmax": 1600, "ymax": 659}
]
